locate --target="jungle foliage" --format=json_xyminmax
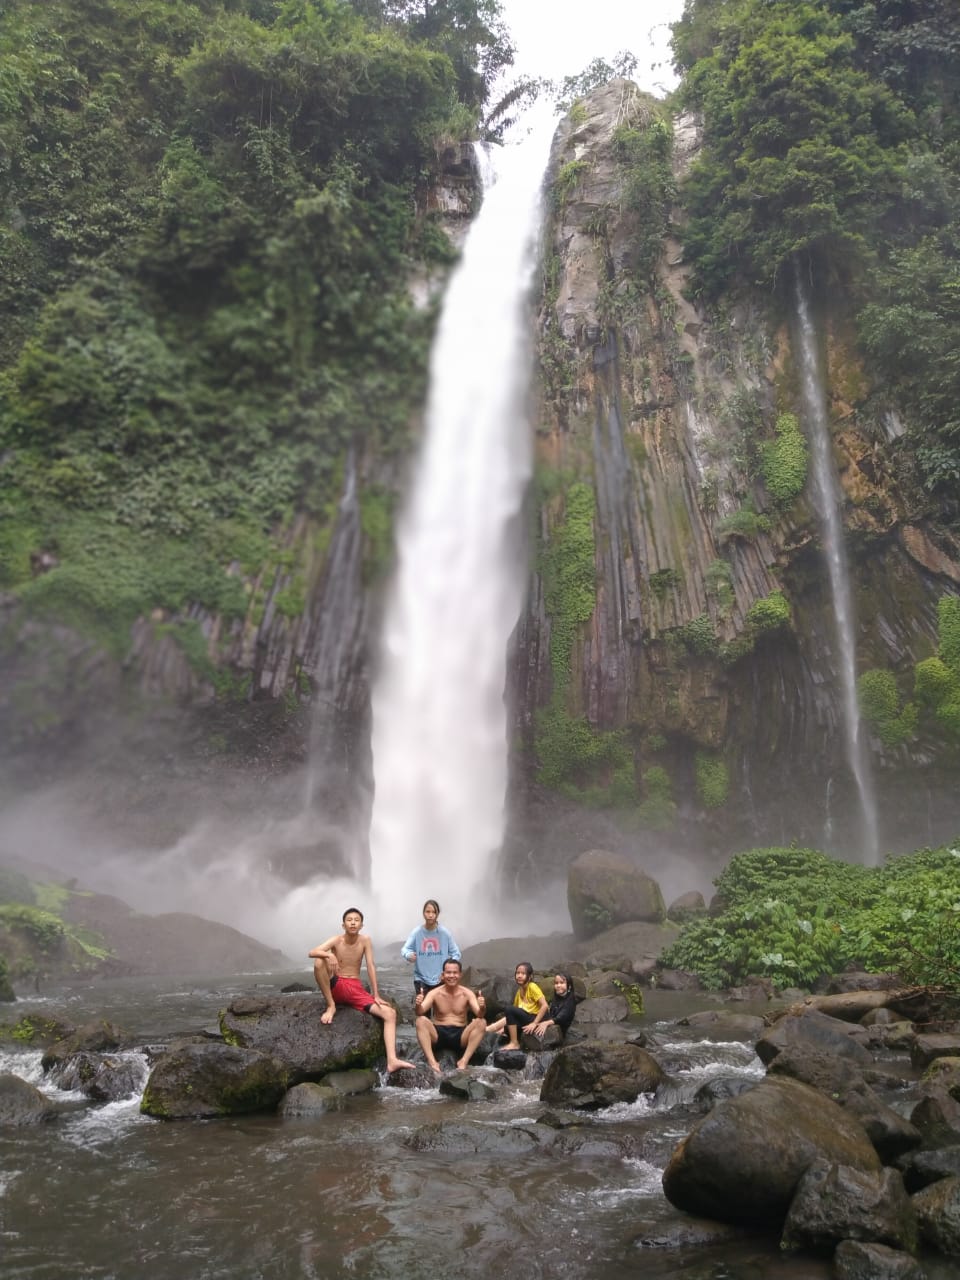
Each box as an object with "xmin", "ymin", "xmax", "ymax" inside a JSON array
[
  {"xmin": 0, "ymin": 0, "xmax": 506, "ymax": 641},
  {"xmin": 672, "ymin": 0, "xmax": 960, "ymax": 503},
  {"xmin": 659, "ymin": 841, "xmax": 960, "ymax": 990}
]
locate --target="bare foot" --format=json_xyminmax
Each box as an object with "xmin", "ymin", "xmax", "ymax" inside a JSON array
[
  {"xmin": 455, "ymin": 1058, "xmax": 472, "ymax": 1070},
  {"xmin": 386, "ymin": 1058, "xmax": 416, "ymax": 1072},
  {"xmin": 428, "ymin": 1062, "xmax": 442, "ymax": 1076},
  {"xmin": 320, "ymin": 1006, "xmax": 335, "ymax": 1025}
]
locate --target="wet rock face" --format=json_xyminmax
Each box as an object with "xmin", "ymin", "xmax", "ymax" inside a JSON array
[{"xmin": 506, "ymin": 75, "xmax": 960, "ymax": 865}]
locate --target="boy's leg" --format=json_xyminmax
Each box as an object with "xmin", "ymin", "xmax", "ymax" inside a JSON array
[
  {"xmin": 457, "ymin": 1018, "xmax": 487, "ymax": 1069},
  {"xmin": 415, "ymin": 1014, "xmax": 441, "ymax": 1074},
  {"xmin": 369, "ymin": 1000, "xmax": 415, "ymax": 1071},
  {"xmin": 314, "ymin": 958, "xmax": 336, "ymax": 1024}
]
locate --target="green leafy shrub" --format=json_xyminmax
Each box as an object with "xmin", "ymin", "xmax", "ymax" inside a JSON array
[
  {"xmin": 695, "ymin": 752, "xmax": 728, "ymax": 808},
  {"xmin": 912, "ymin": 596, "xmax": 960, "ymax": 741},
  {"xmin": 716, "ymin": 507, "xmax": 771, "ymax": 543},
  {"xmin": 745, "ymin": 590, "xmax": 791, "ymax": 634},
  {"xmin": 661, "ymin": 841, "xmax": 960, "ymax": 990},
  {"xmin": 672, "ymin": 613, "xmax": 717, "ymax": 656},
  {"xmin": 761, "ymin": 412, "xmax": 808, "ymax": 503},
  {"xmin": 858, "ymin": 669, "xmax": 917, "ymax": 748}
]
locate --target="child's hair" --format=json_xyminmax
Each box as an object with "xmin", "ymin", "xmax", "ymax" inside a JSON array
[
  {"xmin": 342, "ymin": 907, "xmax": 364, "ymax": 923},
  {"xmin": 516, "ymin": 961, "xmax": 533, "ymax": 981},
  {"xmin": 423, "ymin": 899, "xmax": 441, "ymax": 913}
]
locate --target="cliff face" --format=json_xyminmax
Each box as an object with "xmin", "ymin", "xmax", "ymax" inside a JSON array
[{"xmin": 507, "ymin": 80, "xmax": 960, "ymax": 874}]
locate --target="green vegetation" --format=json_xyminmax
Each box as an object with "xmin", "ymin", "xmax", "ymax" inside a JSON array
[
  {"xmin": 612, "ymin": 113, "xmax": 675, "ymax": 282},
  {"xmin": 671, "ymin": 613, "xmax": 718, "ymax": 657},
  {"xmin": 716, "ymin": 507, "xmax": 771, "ymax": 543},
  {"xmin": 637, "ymin": 764, "xmax": 677, "ymax": 830},
  {"xmin": 660, "ymin": 841, "xmax": 960, "ymax": 990},
  {"xmin": 674, "ymin": 0, "xmax": 960, "ymax": 516},
  {"xmin": 745, "ymin": 589, "xmax": 791, "ymax": 634},
  {"xmin": 913, "ymin": 594, "xmax": 960, "ymax": 740},
  {"xmin": 540, "ymin": 482, "xmax": 596, "ymax": 683},
  {"xmin": 761, "ymin": 413, "xmax": 808, "ymax": 504},
  {"xmin": 858, "ymin": 668, "xmax": 917, "ymax": 748},
  {"xmin": 695, "ymin": 751, "xmax": 729, "ymax": 808},
  {"xmin": 0, "ymin": 0, "xmax": 509, "ymax": 664}
]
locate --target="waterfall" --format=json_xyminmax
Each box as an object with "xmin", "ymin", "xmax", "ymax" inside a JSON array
[
  {"xmin": 794, "ymin": 275, "xmax": 880, "ymax": 864},
  {"xmin": 367, "ymin": 120, "xmax": 554, "ymax": 943}
]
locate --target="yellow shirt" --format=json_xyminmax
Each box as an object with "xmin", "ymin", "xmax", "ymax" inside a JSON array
[{"xmin": 513, "ymin": 981, "xmax": 545, "ymax": 1016}]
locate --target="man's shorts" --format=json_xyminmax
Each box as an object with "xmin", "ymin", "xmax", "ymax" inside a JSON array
[
  {"xmin": 434, "ymin": 1023, "xmax": 463, "ymax": 1053},
  {"xmin": 330, "ymin": 975, "xmax": 375, "ymax": 1013}
]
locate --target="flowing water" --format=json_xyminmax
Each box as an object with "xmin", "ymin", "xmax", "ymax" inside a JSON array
[
  {"xmin": 0, "ymin": 972, "xmax": 818, "ymax": 1280},
  {"xmin": 367, "ymin": 121, "xmax": 554, "ymax": 944},
  {"xmin": 6, "ymin": 970, "xmax": 957, "ymax": 1279},
  {"xmin": 794, "ymin": 276, "xmax": 880, "ymax": 863}
]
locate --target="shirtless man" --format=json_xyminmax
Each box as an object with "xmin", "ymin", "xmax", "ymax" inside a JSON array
[
  {"xmin": 414, "ymin": 958, "xmax": 487, "ymax": 1074},
  {"xmin": 309, "ymin": 907, "xmax": 415, "ymax": 1073}
]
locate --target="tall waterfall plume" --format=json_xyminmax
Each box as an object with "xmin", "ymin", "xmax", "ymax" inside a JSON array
[
  {"xmin": 368, "ymin": 121, "xmax": 554, "ymax": 943},
  {"xmin": 794, "ymin": 274, "xmax": 880, "ymax": 863}
]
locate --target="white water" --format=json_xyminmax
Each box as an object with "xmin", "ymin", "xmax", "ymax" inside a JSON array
[
  {"xmin": 794, "ymin": 276, "xmax": 880, "ymax": 863},
  {"xmin": 367, "ymin": 119, "xmax": 555, "ymax": 943}
]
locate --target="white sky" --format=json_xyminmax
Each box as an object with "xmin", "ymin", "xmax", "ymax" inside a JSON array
[{"xmin": 499, "ymin": 0, "xmax": 685, "ymax": 96}]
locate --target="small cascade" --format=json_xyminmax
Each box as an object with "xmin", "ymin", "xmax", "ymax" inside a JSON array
[
  {"xmin": 794, "ymin": 275, "xmax": 880, "ymax": 863},
  {"xmin": 367, "ymin": 118, "xmax": 555, "ymax": 942}
]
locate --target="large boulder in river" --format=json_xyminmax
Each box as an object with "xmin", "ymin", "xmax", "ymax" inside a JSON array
[
  {"xmin": 0, "ymin": 1073, "xmax": 55, "ymax": 1125},
  {"xmin": 140, "ymin": 1043, "xmax": 289, "ymax": 1119},
  {"xmin": 220, "ymin": 994, "xmax": 384, "ymax": 1081},
  {"xmin": 756, "ymin": 1007, "xmax": 873, "ymax": 1066},
  {"xmin": 567, "ymin": 850, "xmax": 665, "ymax": 939},
  {"xmin": 912, "ymin": 1174, "xmax": 960, "ymax": 1254},
  {"xmin": 781, "ymin": 1158, "xmax": 917, "ymax": 1253},
  {"xmin": 662, "ymin": 1075, "xmax": 881, "ymax": 1226},
  {"xmin": 540, "ymin": 1041, "xmax": 664, "ymax": 1110}
]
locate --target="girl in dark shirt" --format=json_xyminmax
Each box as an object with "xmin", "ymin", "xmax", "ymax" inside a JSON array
[{"xmin": 526, "ymin": 972, "xmax": 577, "ymax": 1040}]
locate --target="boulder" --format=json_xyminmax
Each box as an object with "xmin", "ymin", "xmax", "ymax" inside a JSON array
[
  {"xmin": 575, "ymin": 920, "xmax": 676, "ymax": 969},
  {"xmin": 41, "ymin": 1019, "xmax": 130, "ymax": 1070},
  {"xmin": 756, "ymin": 1008, "xmax": 873, "ymax": 1066},
  {"xmin": 766, "ymin": 1045, "xmax": 921, "ymax": 1161},
  {"xmin": 912, "ymin": 1174, "xmax": 960, "ymax": 1254},
  {"xmin": 666, "ymin": 890, "xmax": 706, "ymax": 924},
  {"xmin": 655, "ymin": 968, "xmax": 703, "ymax": 992},
  {"xmin": 567, "ymin": 850, "xmax": 665, "ymax": 939},
  {"xmin": 320, "ymin": 1068, "xmax": 377, "ymax": 1096},
  {"xmin": 679, "ymin": 1010, "xmax": 765, "ymax": 1041},
  {"xmin": 912, "ymin": 1033, "xmax": 960, "ymax": 1071},
  {"xmin": 47, "ymin": 1050, "xmax": 148, "ymax": 1102},
  {"xmin": 693, "ymin": 1077, "xmax": 757, "ymax": 1112},
  {"xmin": 439, "ymin": 1071, "xmax": 496, "ymax": 1101},
  {"xmin": 539, "ymin": 1041, "xmax": 664, "ymax": 1110},
  {"xmin": 910, "ymin": 1087, "xmax": 960, "ymax": 1148},
  {"xmin": 898, "ymin": 1144, "xmax": 960, "ymax": 1192},
  {"xmin": 833, "ymin": 1240, "xmax": 925, "ymax": 1280},
  {"xmin": 219, "ymin": 994, "xmax": 384, "ymax": 1081},
  {"xmin": 140, "ymin": 1043, "xmax": 289, "ymax": 1119},
  {"xmin": 781, "ymin": 1158, "xmax": 917, "ymax": 1253},
  {"xmin": 0, "ymin": 1013, "xmax": 74, "ymax": 1048},
  {"xmin": 520, "ymin": 1024, "xmax": 564, "ymax": 1050},
  {"xmin": 278, "ymin": 1083, "xmax": 341, "ymax": 1116},
  {"xmin": 661, "ymin": 1076, "xmax": 881, "ymax": 1226},
  {"xmin": 574, "ymin": 994, "xmax": 630, "ymax": 1024},
  {"xmin": 0, "ymin": 1072, "xmax": 55, "ymax": 1125}
]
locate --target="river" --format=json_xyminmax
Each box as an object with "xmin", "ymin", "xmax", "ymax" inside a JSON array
[{"xmin": 1, "ymin": 966, "xmax": 951, "ymax": 1280}]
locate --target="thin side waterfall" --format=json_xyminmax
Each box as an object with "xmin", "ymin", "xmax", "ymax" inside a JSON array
[
  {"xmin": 367, "ymin": 120, "xmax": 554, "ymax": 943},
  {"xmin": 794, "ymin": 275, "xmax": 880, "ymax": 863}
]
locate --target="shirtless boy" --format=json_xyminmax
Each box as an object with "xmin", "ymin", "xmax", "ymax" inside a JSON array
[
  {"xmin": 309, "ymin": 907, "xmax": 415, "ymax": 1073},
  {"xmin": 414, "ymin": 958, "xmax": 487, "ymax": 1074}
]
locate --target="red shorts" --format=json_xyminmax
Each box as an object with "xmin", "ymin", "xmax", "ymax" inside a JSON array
[{"xmin": 330, "ymin": 975, "xmax": 375, "ymax": 1013}]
